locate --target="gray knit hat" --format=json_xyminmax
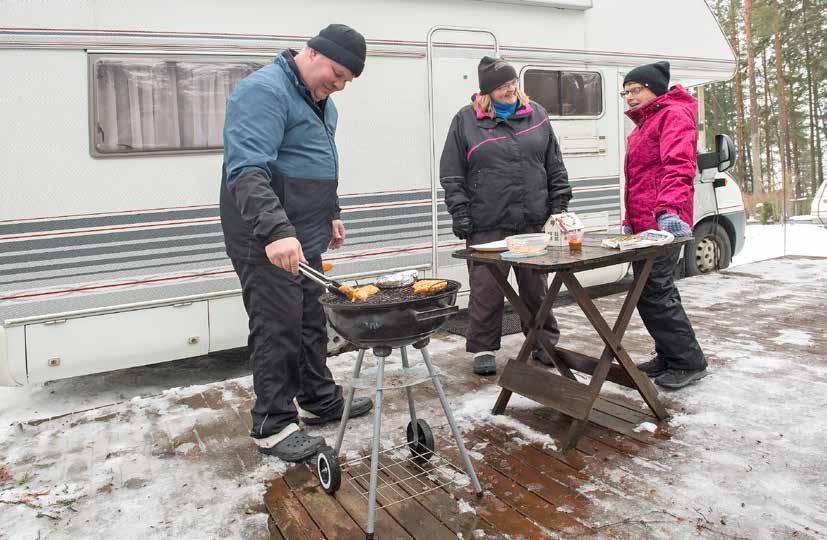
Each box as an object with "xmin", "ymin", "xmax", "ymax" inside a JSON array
[
  {"xmin": 478, "ymin": 56, "xmax": 518, "ymax": 95},
  {"xmin": 307, "ymin": 24, "xmax": 366, "ymax": 77},
  {"xmin": 623, "ymin": 61, "xmax": 670, "ymax": 96}
]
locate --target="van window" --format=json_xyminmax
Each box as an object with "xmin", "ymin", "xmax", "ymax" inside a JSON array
[
  {"xmin": 90, "ymin": 56, "xmax": 266, "ymax": 156},
  {"xmin": 523, "ymin": 70, "xmax": 603, "ymax": 117}
]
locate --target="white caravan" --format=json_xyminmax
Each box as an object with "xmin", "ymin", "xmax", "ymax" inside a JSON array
[{"xmin": 0, "ymin": 0, "xmax": 745, "ymax": 385}]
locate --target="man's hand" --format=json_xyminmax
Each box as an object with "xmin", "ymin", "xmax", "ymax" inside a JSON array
[
  {"xmin": 657, "ymin": 214, "xmax": 692, "ymax": 237},
  {"xmin": 329, "ymin": 219, "xmax": 346, "ymax": 250},
  {"xmin": 264, "ymin": 237, "xmax": 307, "ymax": 275}
]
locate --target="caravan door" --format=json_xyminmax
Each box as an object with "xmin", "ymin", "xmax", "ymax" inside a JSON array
[{"xmin": 426, "ymin": 28, "xmax": 499, "ymax": 296}]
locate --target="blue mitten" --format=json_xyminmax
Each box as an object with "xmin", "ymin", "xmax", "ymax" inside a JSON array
[
  {"xmin": 622, "ymin": 224, "xmax": 632, "ymax": 235},
  {"xmin": 657, "ymin": 213, "xmax": 692, "ymax": 237}
]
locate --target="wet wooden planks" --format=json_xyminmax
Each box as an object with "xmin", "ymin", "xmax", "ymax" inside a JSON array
[{"xmin": 265, "ymin": 391, "xmax": 671, "ymax": 539}]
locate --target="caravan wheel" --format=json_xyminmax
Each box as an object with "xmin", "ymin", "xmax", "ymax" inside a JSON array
[{"xmin": 685, "ymin": 222, "xmax": 732, "ymax": 276}]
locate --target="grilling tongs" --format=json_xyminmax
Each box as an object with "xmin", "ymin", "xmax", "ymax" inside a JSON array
[{"xmin": 298, "ymin": 262, "xmax": 353, "ymax": 300}]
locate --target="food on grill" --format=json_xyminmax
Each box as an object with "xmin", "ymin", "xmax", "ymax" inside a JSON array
[
  {"xmin": 412, "ymin": 280, "xmax": 448, "ymax": 294},
  {"xmin": 321, "ymin": 279, "xmax": 458, "ymax": 306},
  {"xmin": 338, "ymin": 284, "xmax": 356, "ymax": 299},
  {"xmin": 349, "ymin": 285, "xmax": 380, "ymax": 302},
  {"xmin": 376, "ymin": 270, "xmax": 418, "ymax": 289}
]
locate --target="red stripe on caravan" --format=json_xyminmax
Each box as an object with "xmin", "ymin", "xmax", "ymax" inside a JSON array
[
  {"xmin": 0, "ymin": 28, "xmax": 736, "ymax": 65},
  {"xmin": 324, "ymin": 242, "xmax": 465, "ymax": 262},
  {"xmin": 0, "ymin": 218, "xmax": 220, "ymax": 241},
  {"xmin": 0, "ymin": 204, "xmax": 218, "ymax": 224},
  {"xmin": 0, "ymin": 242, "xmax": 467, "ymax": 300},
  {"xmin": 0, "ymin": 269, "xmax": 236, "ymax": 301}
]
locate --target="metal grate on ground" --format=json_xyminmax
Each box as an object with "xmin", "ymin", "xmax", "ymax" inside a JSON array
[{"xmin": 342, "ymin": 433, "xmax": 471, "ymax": 509}]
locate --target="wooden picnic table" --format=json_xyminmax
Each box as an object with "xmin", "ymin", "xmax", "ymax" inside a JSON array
[{"xmin": 452, "ymin": 234, "xmax": 692, "ymax": 449}]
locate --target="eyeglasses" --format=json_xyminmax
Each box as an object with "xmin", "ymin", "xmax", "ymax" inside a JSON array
[
  {"xmin": 495, "ymin": 79, "xmax": 519, "ymax": 92},
  {"xmin": 619, "ymin": 86, "xmax": 646, "ymax": 98}
]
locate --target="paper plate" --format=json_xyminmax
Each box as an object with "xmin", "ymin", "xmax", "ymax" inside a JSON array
[{"xmin": 470, "ymin": 240, "xmax": 508, "ymax": 252}]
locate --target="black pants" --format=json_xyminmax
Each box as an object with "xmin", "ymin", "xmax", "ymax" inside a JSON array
[
  {"xmin": 465, "ymin": 228, "xmax": 560, "ymax": 353},
  {"xmin": 632, "ymin": 250, "xmax": 706, "ymax": 370},
  {"xmin": 232, "ymin": 256, "xmax": 342, "ymax": 439}
]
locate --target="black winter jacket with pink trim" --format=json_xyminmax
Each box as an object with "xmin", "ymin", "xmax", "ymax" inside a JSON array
[{"xmin": 439, "ymin": 99, "xmax": 571, "ymax": 233}]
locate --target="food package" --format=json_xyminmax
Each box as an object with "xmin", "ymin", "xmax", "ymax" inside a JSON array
[
  {"xmin": 601, "ymin": 230, "xmax": 674, "ymax": 251},
  {"xmin": 376, "ymin": 270, "xmax": 418, "ymax": 289},
  {"xmin": 349, "ymin": 285, "xmax": 380, "ymax": 302},
  {"xmin": 412, "ymin": 279, "xmax": 448, "ymax": 294}
]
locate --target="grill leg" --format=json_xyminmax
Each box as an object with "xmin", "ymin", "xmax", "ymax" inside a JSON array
[
  {"xmin": 333, "ymin": 348, "xmax": 366, "ymax": 456},
  {"xmin": 399, "ymin": 346, "xmax": 419, "ymax": 443},
  {"xmin": 366, "ymin": 351, "xmax": 386, "ymax": 538},
  {"xmin": 416, "ymin": 344, "xmax": 483, "ymax": 497}
]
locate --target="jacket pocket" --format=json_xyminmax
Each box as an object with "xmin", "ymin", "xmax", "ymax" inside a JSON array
[
  {"xmin": 279, "ymin": 175, "xmax": 338, "ymax": 255},
  {"xmin": 469, "ymin": 168, "xmax": 513, "ymax": 229}
]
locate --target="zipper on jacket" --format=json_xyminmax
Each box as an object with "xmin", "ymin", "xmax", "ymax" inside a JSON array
[{"xmin": 281, "ymin": 54, "xmax": 339, "ymax": 179}]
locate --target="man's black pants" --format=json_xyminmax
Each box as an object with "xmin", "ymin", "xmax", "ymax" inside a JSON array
[
  {"xmin": 232, "ymin": 256, "xmax": 342, "ymax": 439},
  {"xmin": 632, "ymin": 250, "xmax": 706, "ymax": 370},
  {"xmin": 465, "ymin": 227, "xmax": 560, "ymax": 354}
]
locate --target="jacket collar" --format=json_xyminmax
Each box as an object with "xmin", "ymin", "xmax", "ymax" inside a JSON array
[
  {"xmin": 472, "ymin": 93, "xmax": 534, "ymax": 121},
  {"xmin": 624, "ymin": 84, "xmax": 695, "ymax": 127},
  {"xmin": 276, "ymin": 49, "xmax": 328, "ymax": 118}
]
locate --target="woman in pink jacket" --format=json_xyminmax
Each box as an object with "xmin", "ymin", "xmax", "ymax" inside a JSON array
[{"xmin": 622, "ymin": 61, "xmax": 707, "ymax": 389}]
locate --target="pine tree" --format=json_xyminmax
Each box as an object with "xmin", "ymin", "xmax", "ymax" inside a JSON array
[{"xmin": 744, "ymin": 0, "xmax": 765, "ymax": 192}]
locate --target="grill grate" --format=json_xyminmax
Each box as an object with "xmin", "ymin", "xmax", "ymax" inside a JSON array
[
  {"xmin": 320, "ymin": 281, "xmax": 459, "ymax": 306},
  {"xmin": 342, "ymin": 433, "xmax": 471, "ymax": 508}
]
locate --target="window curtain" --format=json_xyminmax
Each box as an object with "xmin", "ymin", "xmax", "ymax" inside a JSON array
[{"xmin": 93, "ymin": 58, "xmax": 264, "ymax": 154}]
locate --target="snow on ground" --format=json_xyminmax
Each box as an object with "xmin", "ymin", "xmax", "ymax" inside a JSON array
[
  {"xmin": 1, "ymin": 233, "xmax": 825, "ymax": 539},
  {"xmin": 0, "ymin": 376, "xmax": 283, "ymax": 540},
  {"xmin": 731, "ymin": 222, "xmax": 827, "ymax": 267},
  {"xmin": 0, "ymin": 336, "xmax": 470, "ymax": 540}
]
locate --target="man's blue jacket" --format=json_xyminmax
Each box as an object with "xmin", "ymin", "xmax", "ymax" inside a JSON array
[{"xmin": 220, "ymin": 50, "xmax": 340, "ymax": 262}]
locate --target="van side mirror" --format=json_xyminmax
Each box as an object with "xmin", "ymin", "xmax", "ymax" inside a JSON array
[{"xmin": 715, "ymin": 134, "xmax": 736, "ymax": 172}]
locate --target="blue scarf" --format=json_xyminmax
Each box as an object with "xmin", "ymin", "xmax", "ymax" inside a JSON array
[{"xmin": 493, "ymin": 99, "xmax": 518, "ymax": 119}]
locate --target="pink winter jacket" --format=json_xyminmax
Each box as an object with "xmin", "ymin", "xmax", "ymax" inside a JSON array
[{"xmin": 623, "ymin": 85, "xmax": 698, "ymax": 233}]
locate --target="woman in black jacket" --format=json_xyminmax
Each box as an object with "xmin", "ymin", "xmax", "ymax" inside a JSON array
[{"xmin": 440, "ymin": 56, "xmax": 572, "ymax": 375}]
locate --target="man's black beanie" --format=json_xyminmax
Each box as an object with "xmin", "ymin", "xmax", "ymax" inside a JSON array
[
  {"xmin": 307, "ymin": 24, "xmax": 366, "ymax": 77},
  {"xmin": 623, "ymin": 61, "xmax": 670, "ymax": 96},
  {"xmin": 478, "ymin": 56, "xmax": 518, "ymax": 95}
]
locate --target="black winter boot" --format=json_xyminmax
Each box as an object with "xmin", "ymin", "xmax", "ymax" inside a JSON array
[
  {"xmin": 655, "ymin": 368, "xmax": 708, "ymax": 389},
  {"xmin": 637, "ymin": 356, "xmax": 667, "ymax": 378},
  {"xmin": 473, "ymin": 352, "xmax": 497, "ymax": 376}
]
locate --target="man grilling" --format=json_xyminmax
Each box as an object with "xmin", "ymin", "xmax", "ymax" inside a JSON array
[{"xmin": 220, "ymin": 24, "xmax": 373, "ymax": 462}]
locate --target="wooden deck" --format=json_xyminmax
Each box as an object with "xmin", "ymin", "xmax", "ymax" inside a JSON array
[
  {"xmin": 265, "ymin": 395, "xmax": 667, "ymax": 539},
  {"xmin": 3, "ymin": 257, "xmax": 825, "ymax": 539}
]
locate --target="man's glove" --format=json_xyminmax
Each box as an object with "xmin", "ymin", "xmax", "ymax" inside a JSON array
[
  {"xmin": 622, "ymin": 224, "xmax": 633, "ymax": 235},
  {"xmin": 657, "ymin": 213, "xmax": 692, "ymax": 237},
  {"xmin": 452, "ymin": 210, "xmax": 473, "ymax": 240}
]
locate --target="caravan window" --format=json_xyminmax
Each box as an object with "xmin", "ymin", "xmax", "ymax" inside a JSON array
[
  {"xmin": 90, "ymin": 55, "xmax": 266, "ymax": 156},
  {"xmin": 523, "ymin": 70, "xmax": 603, "ymax": 117}
]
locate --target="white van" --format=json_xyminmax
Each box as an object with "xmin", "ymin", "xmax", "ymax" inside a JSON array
[
  {"xmin": 811, "ymin": 181, "xmax": 827, "ymax": 226},
  {"xmin": 0, "ymin": 0, "xmax": 744, "ymax": 385}
]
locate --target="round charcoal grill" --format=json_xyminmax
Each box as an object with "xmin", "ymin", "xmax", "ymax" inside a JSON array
[
  {"xmin": 319, "ymin": 280, "xmax": 460, "ymax": 349},
  {"xmin": 311, "ymin": 273, "xmax": 482, "ymax": 539}
]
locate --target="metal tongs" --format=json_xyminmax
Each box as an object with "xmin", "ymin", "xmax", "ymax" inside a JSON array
[{"xmin": 298, "ymin": 262, "xmax": 352, "ymax": 299}]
